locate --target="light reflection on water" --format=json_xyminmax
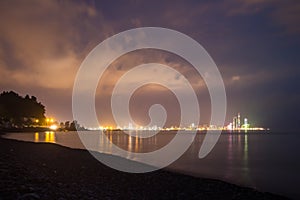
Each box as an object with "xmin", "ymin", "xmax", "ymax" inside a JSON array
[
  {"xmin": 225, "ymin": 134, "xmax": 249, "ymax": 182},
  {"xmin": 34, "ymin": 131, "xmax": 56, "ymax": 143},
  {"xmin": 3, "ymin": 130, "xmax": 300, "ymax": 199}
]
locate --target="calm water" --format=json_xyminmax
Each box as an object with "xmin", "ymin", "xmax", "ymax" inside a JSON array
[{"xmin": 3, "ymin": 131, "xmax": 300, "ymax": 199}]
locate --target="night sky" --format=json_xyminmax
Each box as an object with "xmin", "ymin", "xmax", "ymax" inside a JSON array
[{"xmin": 0, "ymin": 0, "xmax": 299, "ymax": 130}]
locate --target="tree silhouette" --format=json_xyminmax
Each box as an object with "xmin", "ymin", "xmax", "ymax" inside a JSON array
[{"xmin": 0, "ymin": 91, "xmax": 46, "ymax": 128}]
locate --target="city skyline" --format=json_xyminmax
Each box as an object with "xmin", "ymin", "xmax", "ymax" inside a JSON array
[{"xmin": 85, "ymin": 112, "xmax": 266, "ymax": 131}]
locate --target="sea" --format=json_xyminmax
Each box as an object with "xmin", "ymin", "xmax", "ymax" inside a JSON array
[{"xmin": 3, "ymin": 130, "xmax": 300, "ymax": 199}]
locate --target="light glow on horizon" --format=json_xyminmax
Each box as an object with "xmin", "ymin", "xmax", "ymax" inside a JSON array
[{"xmin": 49, "ymin": 124, "xmax": 58, "ymax": 130}]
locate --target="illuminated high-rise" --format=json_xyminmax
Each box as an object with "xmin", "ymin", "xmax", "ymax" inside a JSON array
[
  {"xmin": 237, "ymin": 113, "xmax": 241, "ymax": 129},
  {"xmin": 233, "ymin": 117, "xmax": 237, "ymax": 130},
  {"xmin": 244, "ymin": 118, "xmax": 248, "ymax": 126},
  {"xmin": 243, "ymin": 118, "xmax": 249, "ymax": 129}
]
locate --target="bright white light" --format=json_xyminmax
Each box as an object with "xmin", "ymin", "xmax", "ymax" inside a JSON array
[
  {"xmin": 227, "ymin": 123, "xmax": 233, "ymax": 130},
  {"xmin": 49, "ymin": 124, "xmax": 58, "ymax": 130}
]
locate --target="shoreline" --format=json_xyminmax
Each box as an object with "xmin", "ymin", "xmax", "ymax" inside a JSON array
[{"xmin": 0, "ymin": 135, "xmax": 289, "ymax": 199}]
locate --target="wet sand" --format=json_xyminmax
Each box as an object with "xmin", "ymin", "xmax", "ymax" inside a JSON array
[{"xmin": 0, "ymin": 136, "xmax": 288, "ymax": 200}]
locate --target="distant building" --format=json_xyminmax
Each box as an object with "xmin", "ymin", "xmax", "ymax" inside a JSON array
[
  {"xmin": 244, "ymin": 118, "xmax": 248, "ymax": 126},
  {"xmin": 237, "ymin": 113, "xmax": 241, "ymax": 129},
  {"xmin": 233, "ymin": 117, "xmax": 237, "ymax": 130}
]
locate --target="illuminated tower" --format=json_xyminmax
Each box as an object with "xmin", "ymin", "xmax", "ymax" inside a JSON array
[
  {"xmin": 237, "ymin": 113, "xmax": 241, "ymax": 129},
  {"xmin": 233, "ymin": 117, "xmax": 237, "ymax": 130},
  {"xmin": 191, "ymin": 123, "xmax": 195, "ymax": 129},
  {"xmin": 244, "ymin": 118, "xmax": 248, "ymax": 129}
]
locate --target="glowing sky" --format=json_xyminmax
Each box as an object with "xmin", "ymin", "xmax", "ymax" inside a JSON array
[{"xmin": 0, "ymin": 0, "xmax": 299, "ymax": 130}]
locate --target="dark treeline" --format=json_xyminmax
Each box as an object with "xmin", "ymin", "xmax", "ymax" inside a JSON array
[
  {"xmin": 61, "ymin": 120, "xmax": 85, "ymax": 131},
  {"xmin": 0, "ymin": 91, "xmax": 46, "ymax": 128}
]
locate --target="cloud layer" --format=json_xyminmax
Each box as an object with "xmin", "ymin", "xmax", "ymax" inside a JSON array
[{"xmin": 0, "ymin": 0, "xmax": 299, "ymax": 130}]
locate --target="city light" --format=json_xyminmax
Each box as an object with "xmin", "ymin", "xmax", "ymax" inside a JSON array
[
  {"xmin": 227, "ymin": 113, "xmax": 266, "ymax": 131},
  {"xmin": 49, "ymin": 124, "xmax": 58, "ymax": 130},
  {"xmin": 88, "ymin": 113, "xmax": 267, "ymax": 132},
  {"xmin": 45, "ymin": 117, "xmax": 57, "ymax": 130}
]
